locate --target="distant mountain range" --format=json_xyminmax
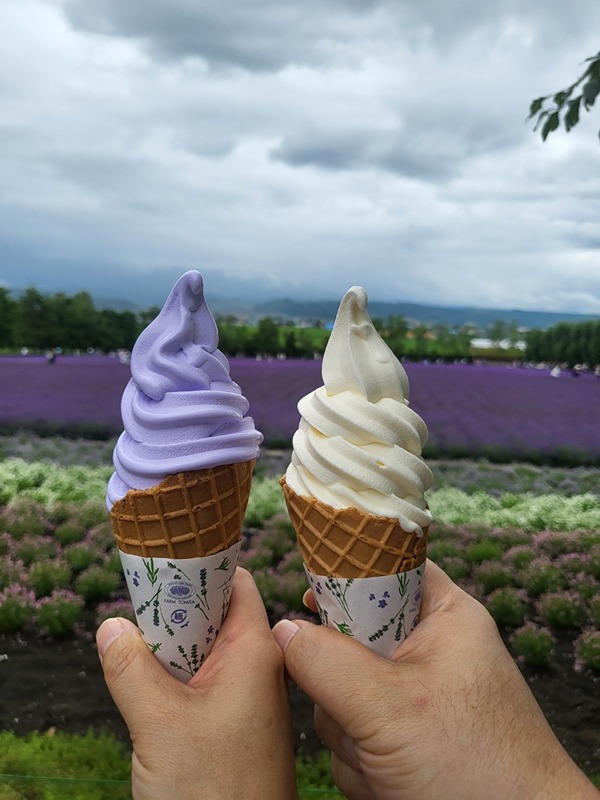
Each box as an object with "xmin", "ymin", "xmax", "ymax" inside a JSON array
[
  {"xmin": 93, "ymin": 292, "xmax": 599, "ymax": 332},
  {"xmin": 237, "ymin": 298, "xmax": 598, "ymax": 332}
]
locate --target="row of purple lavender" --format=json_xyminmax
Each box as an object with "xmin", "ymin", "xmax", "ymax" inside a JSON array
[{"xmin": 1, "ymin": 356, "xmax": 599, "ymax": 462}]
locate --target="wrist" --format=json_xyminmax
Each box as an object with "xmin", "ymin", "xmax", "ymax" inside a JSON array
[{"xmin": 536, "ymin": 756, "xmax": 599, "ymax": 800}]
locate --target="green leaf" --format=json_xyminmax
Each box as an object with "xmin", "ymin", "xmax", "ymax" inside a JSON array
[
  {"xmin": 541, "ymin": 111, "xmax": 560, "ymax": 141},
  {"xmin": 583, "ymin": 80, "xmax": 600, "ymax": 109},
  {"xmin": 564, "ymin": 97, "xmax": 581, "ymax": 131},
  {"xmin": 552, "ymin": 89, "xmax": 572, "ymax": 107},
  {"xmin": 528, "ymin": 97, "xmax": 545, "ymax": 117}
]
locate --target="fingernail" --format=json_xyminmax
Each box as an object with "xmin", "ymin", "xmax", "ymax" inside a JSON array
[
  {"xmin": 341, "ymin": 735, "xmax": 360, "ymax": 767},
  {"xmin": 96, "ymin": 618, "xmax": 126, "ymax": 660},
  {"xmin": 272, "ymin": 619, "xmax": 304, "ymax": 652}
]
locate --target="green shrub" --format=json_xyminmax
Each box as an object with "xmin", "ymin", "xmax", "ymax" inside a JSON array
[
  {"xmin": 239, "ymin": 543, "xmax": 276, "ymax": 571},
  {"xmin": 6, "ymin": 495, "xmax": 46, "ymax": 518},
  {"xmin": 554, "ymin": 552, "xmax": 593, "ymax": 575},
  {"xmin": 253, "ymin": 567, "xmax": 280, "ymax": 610},
  {"xmin": 36, "ymin": 590, "xmax": 85, "ymax": 636},
  {"xmin": 0, "ymin": 560, "xmax": 19, "ymax": 591},
  {"xmin": 489, "ymin": 528, "xmax": 530, "ymax": 550},
  {"xmin": 260, "ymin": 516, "xmax": 296, "ymax": 560},
  {"xmin": 27, "ymin": 560, "xmax": 71, "ymax": 598},
  {"xmin": 88, "ymin": 522, "xmax": 115, "ymax": 553},
  {"xmin": 245, "ymin": 478, "xmax": 286, "ymax": 527},
  {"xmin": 438, "ymin": 556, "xmax": 470, "ymax": 582},
  {"xmin": 96, "ymin": 599, "xmax": 136, "ymax": 627},
  {"xmin": 0, "ymin": 585, "xmax": 36, "ymax": 633},
  {"xmin": 485, "ymin": 587, "xmax": 527, "ymax": 628},
  {"xmin": 54, "ymin": 521, "xmax": 85, "ymax": 546},
  {"xmin": 465, "ymin": 540, "xmax": 503, "ymax": 564},
  {"xmin": 103, "ymin": 549, "xmax": 124, "ymax": 574},
  {"xmin": 580, "ymin": 531, "xmax": 600, "ymax": 551},
  {"xmin": 568, "ymin": 572, "xmax": 600, "ymax": 602},
  {"xmin": 427, "ymin": 540, "xmax": 462, "ymax": 561},
  {"xmin": 0, "ymin": 458, "xmax": 111, "ymax": 505},
  {"xmin": 504, "ymin": 545, "xmax": 537, "ymax": 571},
  {"xmin": 272, "ymin": 571, "xmax": 308, "ymax": 614},
  {"xmin": 510, "ymin": 623, "xmax": 554, "ymax": 667},
  {"xmin": 5, "ymin": 514, "xmax": 45, "ymax": 540},
  {"xmin": 11, "ymin": 535, "xmax": 58, "ymax": 567},
  {"xmin": 473, "ymin": 560, "xmax": 515, "ymax": 594},
  {"xmin": 519, "ymin": 557, "xmax": 567, "ymax": 598},
  {"xmin": 428, "ymin": 521, "xmax": 463, "ymax": 541},
  {"xmin": 65, "ymin": 542, "xmax": 101, "ymax": 572},
  {"xmin": 46, "ymin": 501, "xmax": 75, "ymax": 525},
  {"xmin": 76, "ymin": 501, "xmax": 109, "ymax": 529},
  {"xmin": 536, "ymin": 591, "xmax": 587, "ymax": 631},
  {"xmin": 589, "ymin": 544, "xmax": 600, "ymax": 580},
  {"xmin": 588, "ymin": 596, "xmax": 600, "ymax": 628},
  {"xmin": 75, "ymin": 565, "xmax": 120, "ymax": 603},
  {"xmin": 574, "ymin": 630, "xmax": 600, "ymax": 674},
  {"xmin": 533, "ymin": 531, "xmax": 583, "ymax": 559},
  {"xmin": 279, "ymin": 549, "xmax": 305, "ymax": 574}
]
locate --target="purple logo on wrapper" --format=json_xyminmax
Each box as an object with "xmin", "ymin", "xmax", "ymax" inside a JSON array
[
  {"xmin": 119, "ymin": 541, "xmax": 242, "ymax": 682},
  {"xmin": 304, "ymin": 564, "xmax": 425, "ymax": 659},
  {"xmin": 166, "ymin": 581, "xmax": 195, "ymax": 600}
]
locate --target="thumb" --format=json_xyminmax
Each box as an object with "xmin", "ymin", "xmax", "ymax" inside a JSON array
[
  {"xmin": 96, "ymin": 617, "xmax": 176, "ymax": 734},
  {"xmin": 273, "ymin": 619, "xmax": 398, "ymax": 737}
]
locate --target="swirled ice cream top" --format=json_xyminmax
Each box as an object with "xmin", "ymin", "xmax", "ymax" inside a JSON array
[
  {"xmin": 285, "ymin": 286, "xmax": 433, "ymax": 534},
  {"xmin": 106, "ymin": 271, "xmax": 262, "ymax": 509}
]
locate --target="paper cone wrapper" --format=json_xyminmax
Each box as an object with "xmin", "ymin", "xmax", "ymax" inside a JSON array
[
  {"xmin": 281, "ymin": 476, "xmax": 428, "ymax": 657},
  {"xmin": 111, "ymin": 461, "xmax": 255, "ymax": 680}
]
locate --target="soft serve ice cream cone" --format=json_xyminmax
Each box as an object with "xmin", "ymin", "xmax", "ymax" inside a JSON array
[
  {"xmin": 107, "ymin": 271, "xmax": 262, "ymax": 680},
  {"xmin": 281, "ymin": 286, "xmax": 433, "ymax": 656}
]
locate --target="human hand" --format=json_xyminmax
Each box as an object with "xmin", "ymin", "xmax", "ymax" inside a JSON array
[
  {"xmin": 97, "ymin": 567, "xmax": 297, "ymax": 800},
  {"xmin": 273, "ymin": 560, "xmax": 598, "ymax": 800}
]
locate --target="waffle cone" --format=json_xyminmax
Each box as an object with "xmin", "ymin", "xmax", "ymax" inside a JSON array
[
  {"xmin": 111, "ymin": 460, "xmax": 256, "ymax": 558},
  {"xmin": 281, "ymin": 477, "xmax": 428, "ymax": 579}
]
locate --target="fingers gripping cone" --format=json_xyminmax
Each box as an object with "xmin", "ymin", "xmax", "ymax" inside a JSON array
[
  {"xmin": 111, "ymin": 461, "xmax": 255, "ymax": 681},
  {"xmin": 281, "ymin": 478, "xmax": 428, "ymax": 657}
]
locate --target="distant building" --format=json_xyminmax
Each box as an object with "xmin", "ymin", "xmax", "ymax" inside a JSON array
[{"xmin": 471, "ymin": 337, "xmax": 526, "ymax": 351}]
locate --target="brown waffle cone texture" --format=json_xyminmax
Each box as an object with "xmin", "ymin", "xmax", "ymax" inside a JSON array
[
  {"xmin": 111, "ymin": 460, "xmax": 256, "ymax": 558},
  {"xmin": 281, "ymin": 477, "xmax": 428, "ymax": 579}
]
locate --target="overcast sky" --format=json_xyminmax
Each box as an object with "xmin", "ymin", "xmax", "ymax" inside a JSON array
[{"xmin": 1, "ymin": 0, "xmax": 599, "ymax": 311}]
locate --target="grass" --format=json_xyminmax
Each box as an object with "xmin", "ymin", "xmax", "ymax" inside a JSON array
[
  {"xmin": 0, "ymin": 731, "xmax": 341, "ymax": 799},
  {"xmin": 1, "ymin": 434, "xmax": 599, "ymax": 791}
]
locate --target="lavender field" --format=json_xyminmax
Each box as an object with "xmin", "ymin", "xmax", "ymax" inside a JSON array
[
  {"xmin": 1, "ymin": 356, "xmax": 600, "ymax": 783},
  {"xmin": 1, "ymin": 355, "xmax": 600, "ymax": 463}
]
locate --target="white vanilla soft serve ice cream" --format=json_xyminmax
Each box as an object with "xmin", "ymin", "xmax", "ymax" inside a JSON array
[{"xmin": 284, "ymin": 286, "xmax": 433, "ymax": 535}]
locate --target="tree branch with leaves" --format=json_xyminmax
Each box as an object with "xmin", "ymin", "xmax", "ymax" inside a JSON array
[{"xmin": 528, "ymin": 50, "xmax": 600, "ymax": 141}]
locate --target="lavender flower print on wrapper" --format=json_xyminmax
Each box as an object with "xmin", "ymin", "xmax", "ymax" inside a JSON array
[
  {"xmin": 120, "ymin": 542, "xmax": 240, "ymax": 681},
  {"xmin": 305, "ymin": 564, "xmax": 425, "ymax": 659}
]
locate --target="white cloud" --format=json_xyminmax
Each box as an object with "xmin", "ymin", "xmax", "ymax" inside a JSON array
[{"xmin": 0, "ymin": 0, "xmax": 599, "ymax": 312}]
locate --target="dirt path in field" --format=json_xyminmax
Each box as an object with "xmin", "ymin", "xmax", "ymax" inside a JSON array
[{"xmin": 0, "ymin": 628, "xmax": 598, "ymax": 775}]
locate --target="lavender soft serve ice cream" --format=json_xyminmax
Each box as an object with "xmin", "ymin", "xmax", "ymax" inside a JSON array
[
  {"xmin": 107, "ymin": 270, "xmax": 262, "ymax": 680},
  {"xmin": 107, "ymin": 270, "xmax": 262, "ymax": 508}
]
